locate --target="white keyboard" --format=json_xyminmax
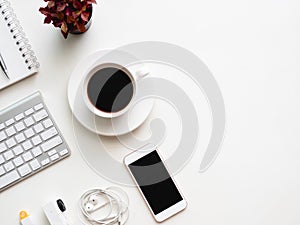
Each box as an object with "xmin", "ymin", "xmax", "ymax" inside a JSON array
[{"xmin": 0, "ymin": 92, "xmax": 70, "ymax": 192}]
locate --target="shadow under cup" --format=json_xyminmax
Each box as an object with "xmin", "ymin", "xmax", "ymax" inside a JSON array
[{"xmin": 86, "ymin": 65, "xmax": 135, "ymax": 116}]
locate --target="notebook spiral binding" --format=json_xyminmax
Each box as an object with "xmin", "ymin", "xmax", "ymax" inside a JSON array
[{"xmin": 0, "ymin": 0, "xmax": 39, "ymax": 70}]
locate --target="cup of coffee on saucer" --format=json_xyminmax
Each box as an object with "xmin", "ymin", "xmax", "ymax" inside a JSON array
[{"xmin": 82, "ymin": 63, "xmax": 149, "ymax": 118}]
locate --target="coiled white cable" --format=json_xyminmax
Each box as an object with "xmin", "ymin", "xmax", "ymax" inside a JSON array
[{"xmin": 79, "ymin": 187, "xmax": 129, "ymax": 225}]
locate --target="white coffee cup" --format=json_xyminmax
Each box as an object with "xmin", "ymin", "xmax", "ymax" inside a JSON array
[{"xmin": 82, "ymin": 63, "xmax": 149, "ymax": 118}]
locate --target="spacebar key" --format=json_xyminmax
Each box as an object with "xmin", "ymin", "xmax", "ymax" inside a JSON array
[
  {"xmin": 0, "ymin": 170, "xmax": 20, "ymax": 189},
  {"xmin": 41, "ymin": 136, "xmax": 63, "ymax": 152}
]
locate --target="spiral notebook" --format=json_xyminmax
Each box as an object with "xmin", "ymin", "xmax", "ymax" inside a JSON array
[{"xmin": 0, "ymin": 0, "xmax": 39, "ymax": 90}]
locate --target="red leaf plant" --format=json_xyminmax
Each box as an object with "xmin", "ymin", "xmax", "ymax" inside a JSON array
[{"xmin": 39, "ymin": 0, "xmax": 96, "ymax": 39}]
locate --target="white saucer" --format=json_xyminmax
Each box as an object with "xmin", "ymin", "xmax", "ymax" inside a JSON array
[{"xmin": 67, "ymin": 51, "xmax": 154, "ymax": 136}]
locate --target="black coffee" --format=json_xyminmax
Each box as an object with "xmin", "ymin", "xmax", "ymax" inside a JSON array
[{"xmin": 87, "ymin": 66, "xmax": 134, "ymax": 113}]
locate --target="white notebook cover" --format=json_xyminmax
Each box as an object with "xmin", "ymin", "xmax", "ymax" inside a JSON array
[{"xmin": 0, "ymin": 0, "xmax": 39, "ymax": 90}]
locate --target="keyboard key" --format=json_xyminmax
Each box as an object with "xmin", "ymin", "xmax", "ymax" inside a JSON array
[
  {"xmin": 25, "ymin": 108, "xmax": 34, "ymax": 116},
  {"xmin": 0, "ymin": 170, "xmax": 20, "ymax": 189},
  {"xmin": 15, "ymin": 121, "xmax": 25, "ymax": 132},
  {"xmin": 18, "ymin": 164, "xmax": 31, "ymax": 177},
  {"xmin": 13, "ymin": 146, "xmax": 23, "ymax": 156},
  {"xmin": 0, "ymin": 143, "xmax": 7, "ymax": 153},
  {"xmin": 22, "ymin": 152, "xmax": 33, "ymax": 162},
  {"xmin": 0, "ymin": 155, "xmax": 5, "ymax": 164},
  {"xmin": 50, "ymin": 154, "xmax": 59, "ymax": 161},
  {"xmin": 31, "ymin": 135, "xmax": 42, "ymax": 146},
  {"xmin": 33, "ymin": 123, "xmax": 44, "ymax": 133},
  {"xmin": 0, "ymin": 131, "xmax": 7, "ymax": 141},
  {"xmin": 41, "ymin": 136, "xmax": 62, "ymax": 152},
  {"xmin": 15, "ymin": 113, "xmax": 25, "ymax": 121},
  {"xmin": 22, "ymin": 140, "xmax": 33, "ymax": 151},
  {"xmin": 59, "ymin": 149, "xmax": 69, "ymax": 156},
  {"xmin": 5, "ymin": 118, "xmax": 14, "ymax": 126},
  {"xmin": 4, "ymin": 161, "xmax": 14, "ymax": 172},
  {"xmin": 0, "ymin": 123, "xmax": 4, "ymax": 130},
  {"xmin": 41, "ymin": 158, "xmax": 50, "ymax": 166},
  {"xmin": 48, "ymin": 149, "xmax": 57, "ymax": 157},
  {"xmin": 6, "ymin": 138, "xmax": 16, "ymax": 148},
  {"xmin": 34, "ymin": 103, "xmax": 43, "ymax": 111},
  {"xmin": 43, "ymin": 119, "xmax": 53, "ymax": 128},
  {"xmin": 33, "ymin": 109, "xmax": 48, "ymax": 122},
  {"xmin": 41, "ymin": 127, "xmax": 58, "ymax": 141},
  {"xmin": 29, "ymin": 159, "xmax": 40, "ymax": 171},
  {"xmin": 0, "ymin": 166, "xmax": 5, "ymax": 176},
  {"xmin": 24, "ymin": 117, "xmax": 34, "ymax": 127},
  {"xmin": 15, "ymin": 133, "xmax": 26, "ymax": 143},
  {"xmin": 5, "ymin": 126, "xmax": 16, "ymax": 137},
  {"xmin": 32, "ymin": 147, "xmax": 42, "ymax": 157},
  {"xmin": 13, "ymin": 156, "xmax": 24, "ymax": 167},
  {"xmin": 4, "ymin": 150, "xmax": 14, "ymax": 161},
  {"xmin": 24, "ymin": 128, "xmax": 34, "ymax": 138}
]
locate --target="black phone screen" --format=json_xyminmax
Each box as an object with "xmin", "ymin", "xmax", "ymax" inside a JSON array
[{"xmin": 128, "ymin": 150, "xmax": 183, "ymax": 215}]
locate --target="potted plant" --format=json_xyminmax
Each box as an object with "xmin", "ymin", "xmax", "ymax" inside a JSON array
[{"xmin": 39, "ymin": 0, "xmax": 96, "ymax": 39}]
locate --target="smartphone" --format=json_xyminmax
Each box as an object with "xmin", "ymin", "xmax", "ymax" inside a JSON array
[{"xmin": 124, "ymin": 144, "xmax": 187, "ymax": 222}]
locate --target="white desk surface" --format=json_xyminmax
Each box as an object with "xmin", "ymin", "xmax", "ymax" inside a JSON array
[{"xmin": 1, "ymin": 0, "xmax": 300, "ymax": 224}]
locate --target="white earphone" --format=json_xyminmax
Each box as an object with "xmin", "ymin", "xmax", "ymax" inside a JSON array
[
  {"xmin": 79, "ymin": 187, "xmax": 129, "ymax": 225},
  {"xmin": 84, "ymin": 194, "xmax": 100, "ymax": 212}
]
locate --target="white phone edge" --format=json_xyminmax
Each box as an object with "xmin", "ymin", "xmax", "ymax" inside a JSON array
[{"xmin": 123, "ymin": 143, "xmax": 187, "ymax": 222}]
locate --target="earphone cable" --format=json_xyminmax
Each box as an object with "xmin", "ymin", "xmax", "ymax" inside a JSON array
[{"xmin": 79, "ymin": 187, "xmax": 129, "ymax": 225}]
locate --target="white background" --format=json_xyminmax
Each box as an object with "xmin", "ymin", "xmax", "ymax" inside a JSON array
[{"xmin": 1, "ymin": 0, "xmax": 300, "ymax": 224}]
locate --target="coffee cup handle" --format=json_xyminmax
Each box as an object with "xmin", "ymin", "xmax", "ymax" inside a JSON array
[{"xmin": 135, "ymin": 67, "xmax": 150, "ymax": 81}]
